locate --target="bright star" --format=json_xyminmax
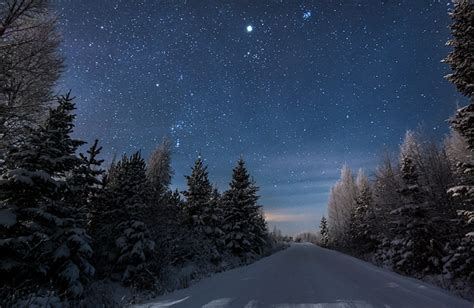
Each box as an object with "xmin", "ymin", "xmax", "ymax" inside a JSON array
[
  {"xmin": 246, "ymin": 25, "xmax": 253, "ymax": 32},
  {"xmin": 303, "ymin": 10, "xmax": 312, "ymax": 20}
]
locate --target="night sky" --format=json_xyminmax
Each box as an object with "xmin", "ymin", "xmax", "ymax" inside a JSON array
[{"xmin": 54, "ymin": 0, "xmax": 466, "ymax": 234}]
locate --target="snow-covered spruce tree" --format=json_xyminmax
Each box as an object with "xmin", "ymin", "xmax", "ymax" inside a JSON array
[
  {"xmin": 47, "ymin": 139, "xmax": 106, "ymax": 298},
  {"xmin": 386, "ymin": 131, "xmax": 442, "ymax": 276},
  {"xmin": 444, "ymin": 0, "xmax": 474, "ymax": 215},
  {"xmin": 68, "ymin": 139, "xmax": 105, "ymax": 213},
  {"xmin": 222, "ymin": 158, "xmax": 267, "ymax": 258},
  {"xmin": 442, "ymin": 0, "xmax": 474, "ymax": 287},
  {"xmin": 182, "ymin": 156, "xmax": 223, "ymax": 243},
  {"xmin": 348, "ymin": 169, "xmax": 377, "ymax": 255},
  {"xmin": 372, "ymin": 153, "xmax": 404, "ymax": 264},
  {"xmin": 0, "ymin": 0, "xmax": 64, "ymax": 152},
  {"xmin": 319, "ymin": 216, "xmax": 329, "ymax": 248},
  {"xmin": 443, "ymin": 0, "xmax": 474, "ymax": 98},
  {"xmin": 209, "ymin": 186, "xmax": 225, "ymax": 249},
  {"xmin": 147, "ymin": 137, "xmax": 174, "ymax": 200},
  {"xmin": 182, "ymin": 156, "xmax": 212, "ymax": 221},
  {"xmin": 0, "ymin": 94, "xmax": 94, "ymax": 299},
  {"xmin": 95, "ymin": 152, "xmax": 157, "ymax": 288}
]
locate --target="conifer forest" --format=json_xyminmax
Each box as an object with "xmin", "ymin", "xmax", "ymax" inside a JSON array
[{"xmin": 0, "ymin": 0, "xmax": 473, "ymax": 307}]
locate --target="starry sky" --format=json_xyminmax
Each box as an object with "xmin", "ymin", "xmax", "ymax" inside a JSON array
[{"xmin": 54, "ymin": 0, "xmax": 466, "ymax": 235}]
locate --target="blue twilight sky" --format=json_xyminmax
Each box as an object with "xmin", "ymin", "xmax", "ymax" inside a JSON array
[{"xmin": 54, "ymin": 0, "xmax": 467, "ymax": 235}]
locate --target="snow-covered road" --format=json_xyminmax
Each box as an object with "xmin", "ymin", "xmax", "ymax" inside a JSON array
[{"xmin": 136, "ymin": 243, "xmax": 472, "ymax": 308}]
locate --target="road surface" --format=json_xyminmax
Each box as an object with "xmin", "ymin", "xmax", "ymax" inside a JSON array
[{"xmin": 136, "ymin": 243, "xmax": 473, "ymax": 308}]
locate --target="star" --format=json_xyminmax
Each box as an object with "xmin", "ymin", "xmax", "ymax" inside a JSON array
[
  {"xmin": 246, "ymin": 25, "xmax": 253, "ymax": 32},
  {"xmin": 303, "ymin": 11, "xmax": 312, "ymax": 21}
]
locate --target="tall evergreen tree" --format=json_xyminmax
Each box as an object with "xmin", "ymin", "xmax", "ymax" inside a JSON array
[
  {"xmin": 443, "ymin": 0, "xmax": 474, "ymax": 98},
  {"xmin": 94, "ymin": 152, "xmax": 156, "ymax": 288},
  {"xmin": 222, "ymin": 158, "xmax": 267, "ymax": 257},
  {"xmin": 349, "ymin": 169, "xmax": 377, "ymax": 254},
  {"xmin": 443, "ymin": 0, "xmax": 474, "ymax": 286},
  {"xmin": 68, "ymin": 139, "xmax": 105, "ymax": 207},
  {"xmin": 0, "ymin": 94, "xmax": 93, "ymax": 298},
  {"xmin": 182, "ymin": 156, "xmax": 213, "ymax": 226},
  {"xmin": 387, "ymin": 131, "xmax": 442, "ymax": 276},
  {"xmin": 182, "ymin": 156, "xmax": 223, "ymax": 248}
]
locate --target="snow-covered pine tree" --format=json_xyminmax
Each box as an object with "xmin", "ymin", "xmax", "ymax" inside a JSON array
[
  {"xmin": 182, "ymin": 156, "xmax": 224, "ymax": 251},
  {"xmin": 387, "ymin": 131, "xmax": 442, "ymax": 276},
  {"xmin": 348, "ymin": 169, "xmax": 377, "ymax": 255},
  {"xmin": 95, "ymin": 152, "xmax": 157, "ymax": 288},
  {"xmin": 444, "ymin": 0, "xmax": 473, "ymax": 217},
  {"xmin": 0, "ymin": 94, "xmax": 94, "ymax": 299},
  {"xmin": 372, "ymin": 153, "xmax": 404, "ymax": 264},
  {"xmin": 222, "ymin": 158, "xmax": 267, "ymax": 257},
  {"xmin": 443, "ymin": 0, "xmax": 474, "ymax": 98},
  {"xmin": 182, "ymin": 156, "xmax": 213, "ymax": 222},
  {"xmin": 442, "ymin": 0, "xmax": 474, "ymax": 286},
  {"xmin": 147, "ymin": 137, "xmax": 174, "ymax": 200},
  {"xmin": 319, "ymin": 216, "xmax": 329, "ymax": 248},
  {"xmin": 209, "ymin": 186, "xmax": 225, "ymax": 249},
  {"xmin": 68, "ymin": 139, "xmax": 105, "ymax": 210}
]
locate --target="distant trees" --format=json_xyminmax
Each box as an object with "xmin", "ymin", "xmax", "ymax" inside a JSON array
[
  {"xmin": 319, "ymin": 216, "xmax": 329, "ymax": 247},
  {"xmin": 294, "ymin": 232, "xmax": 318, "ymax": 244},
  {"xmin": 270, "ymin": 226, "xmax": 292, "ymax": 243}
]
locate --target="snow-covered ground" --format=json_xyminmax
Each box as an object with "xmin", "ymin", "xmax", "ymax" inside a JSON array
[{"xmin": 135, "ymin": 243, "xmax": 472, "ymax": 308}]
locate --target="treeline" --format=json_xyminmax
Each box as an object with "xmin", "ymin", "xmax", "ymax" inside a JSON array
[
  {"xmin": 0, "ymin": 1, "xmax": 271, "ymax": 305},
  {"xmin": 321, "ymin": 0, "xmax": 473, "ymax": 294}
]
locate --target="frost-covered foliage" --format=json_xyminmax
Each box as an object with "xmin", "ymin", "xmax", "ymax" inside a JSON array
[
  {"xmin": 324, "ymin": 129, "xmax": 472, "ymax": 293},
  {"xmin": 327, "ymin": 165, "xmax": 357, "ymax": 246},
  {"xmin": 380, "ymin": 131, "xmax": 443, "ymax": 276},
  {"xmin": 147, "ymin": 137, "xmax": 174, "ymax": 199}
]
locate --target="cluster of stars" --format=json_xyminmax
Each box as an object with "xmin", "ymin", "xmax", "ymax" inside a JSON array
[{"xmin": 55, "ymin": 0, "xmax": 464, "ymax": 233}]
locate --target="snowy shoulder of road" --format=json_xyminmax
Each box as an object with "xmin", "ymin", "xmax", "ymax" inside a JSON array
[{"xmin": 134, "ymin": 243, "xmax": 473, "ymax": 308}]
